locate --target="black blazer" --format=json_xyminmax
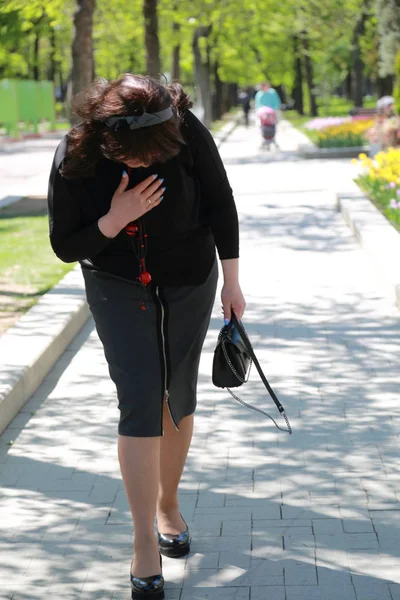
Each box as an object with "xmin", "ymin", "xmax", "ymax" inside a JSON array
[{"xmin": 47, "ymin": 110, "xmax": 239, "ymax": 285}]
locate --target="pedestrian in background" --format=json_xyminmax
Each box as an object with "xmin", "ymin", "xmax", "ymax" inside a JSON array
[
  {"xmin": 47, "ymin": 73, "xmax": 246, "ymax": 600},
  {"xmin": 238, "ymin": 87, "xmax": 253, "ymax": 127},
  {"xmin": 255, "ymin": 81, "xmax": 282, "ymax": 115}
]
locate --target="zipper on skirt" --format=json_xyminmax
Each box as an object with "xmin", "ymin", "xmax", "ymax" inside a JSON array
[{"xmin": 156, "ymin": 286, "xmax": 179, "ymax": 431}]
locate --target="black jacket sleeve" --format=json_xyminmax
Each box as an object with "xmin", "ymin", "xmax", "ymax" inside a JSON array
[
  {"xmin": 183, "ymin": 111, "xmax": 239, "ymax": 260},
  {"xmin": 47, "ymin": 138, "xmax": 112, "ymax": 263}
]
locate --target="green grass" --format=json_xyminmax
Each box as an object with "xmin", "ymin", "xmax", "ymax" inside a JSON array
[
  {"xmin": 55, "ymin": 121, "xmax": 70, "ymax": 131},
  {"xmin": 356, "ymin": 175, "xmax": 400, "ymax": 233},
  {"xmin": 0, "ymin": 214, "xmax": 75, "ymax": 315},
  {"xmin": 317, "ymin": 96, "xmax": 376, "ymax": 116}
]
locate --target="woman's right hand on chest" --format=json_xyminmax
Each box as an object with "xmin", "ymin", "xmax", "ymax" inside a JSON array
[{"xmin": 98, "ymin": 172, "xmax": 165, "ymax": 238}]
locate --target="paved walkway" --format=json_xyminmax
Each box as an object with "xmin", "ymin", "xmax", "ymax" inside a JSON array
[
  {"xmin": 1, "ymin": 118, "xmax": 400, "ymax": 600},
  {"xmin": 0, "ymin": 135, "xmax": 63, "ymax": 208}
]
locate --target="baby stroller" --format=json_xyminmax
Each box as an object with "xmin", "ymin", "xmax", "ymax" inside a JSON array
[{"xmin": 256, "ymin": 106, "xmax": 278, "ymax": 149}]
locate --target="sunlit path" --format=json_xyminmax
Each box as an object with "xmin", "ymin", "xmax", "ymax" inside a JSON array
[{"xmin": 1, "ymin": 119, "xmax": 399, "ymax": 600}]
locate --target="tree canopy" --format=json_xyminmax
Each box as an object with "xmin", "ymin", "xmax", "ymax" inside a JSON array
[{"xmin": 0, "ymin": 0, "xmax": 399, "ymax": 115}]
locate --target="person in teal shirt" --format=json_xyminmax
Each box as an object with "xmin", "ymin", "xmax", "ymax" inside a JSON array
[{"xmin": 255, "ymin": 81, "xmax": 281, "ymax": 111}]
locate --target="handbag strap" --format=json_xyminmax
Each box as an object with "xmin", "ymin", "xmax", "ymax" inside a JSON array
[{"xmin": 228, "ymin": 311, "xmax": 292, "ymax": 435}]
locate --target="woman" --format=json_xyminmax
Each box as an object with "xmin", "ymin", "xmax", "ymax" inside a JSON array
[{"xmin": 48, "ymin": 73, "xmax": 245, "ymax": 599}]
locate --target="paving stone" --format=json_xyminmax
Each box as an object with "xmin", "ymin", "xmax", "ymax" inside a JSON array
[
  {"xmin": 182, "ymin": 568, "xmax": 219, "ymax": 587},
  {"xmin": 389, "ymin": 584, "xmax": 400, "ymax": 600},
  {"xmin": 197, "ymin": 491, "xmax": 226, "ymax": 508},
  {"xmin": 221, "ymin": 520, "xmax": 251, "ymax": 536},
  {"xmin": 218, "ymin": 559, "xmax": 283, "ymax": 587},
  {"xmin": 251, "ymin": 504, "xmax": 282, "ymax": 519},
  {"xmin": 253, "ymin": 523, "xmax": 313, "ymax": 537},
  {"xmin": 163, "ymin": 558, "xmax": 186, "ymax": 588},
  {"xmin": 352, "ymin": 580, "xmax": 392, "ymax": 600},
  {"xmin": 285, "ymin": 585, "xmax": 356, "ymax": 600},
  {"xmin": 80, "ymin": 593, "xmax": 114, "ymax": 600},
  {"xmin": 347, "ymin": 551, "xmax": 400, "ymax": 583},
  {"xmin": 284, "ymin": 560, "xmax": 318, "ymax": 586},
  {"xmin": 281, "ymin": 506, "xmax": 331, "ymax": 520},
  {"xmin": 194, "ymin": 507, "xmax": 252, "ymax": 520},
  {"xmin": 373, "ymin": 524, "xmax": 400, "ymax": 540},
  {"xmin": 186, "ymin": 521, "xmax": 222, "ymax": 538},
  {"xmin": 250, "ymin": 586, "xmax": 285, "ymax": 600},
  {"xmin": 317, "ymin": 565, "xmax": 352, "ymax": 586},
  {"xmin": 312, "ymin": 519, "xmax": 343, "ymax": 535},
  {"xmin": 377, "ymin": 537, "xmax": 400, "ymax": 554},
  {"xmin": 315, "ymin": 533, "xmax": 379, "ymax": 550},
  {"xmin": 186, "ymin": 552, "xmax": 220, "ymax": 569},
  {"xmin": 341, "ymin": 519, "xmax": 374, "ymax": 534},
  {"xmin": 181, "ymin": 587, "xmax": 249, "ymax": 599},
  {"xmin": 218, "ymin": 551, "xmax": 251, "ymax": 569},
  {"xmin": 191, "ymin": 536, "xmax": 251, "ymax": 553}
]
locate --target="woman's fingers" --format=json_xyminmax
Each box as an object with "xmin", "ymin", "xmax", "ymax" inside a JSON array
[
  {"xmin": 134, "ymin": 173, "xmax": 159, "ymax": 195},
  {"xmin": 143, "ymin": 178, "xmax": 165, "ymax": 199},
  {"xmin": 144, "ymin": 197, "xmax": 162, "ymax": 212},
  {"xmin": 117, "ymin": 170, "xmax": 130, "ymax": 193},
  {"xmin": 146, "ymin": 186, "xmax": 165, "ymax": 205}
]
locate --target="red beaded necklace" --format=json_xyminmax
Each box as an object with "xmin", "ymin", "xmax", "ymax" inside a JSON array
[{"xmin": 124, "ymin": 167, "xmax": 152, "ymax": 311}]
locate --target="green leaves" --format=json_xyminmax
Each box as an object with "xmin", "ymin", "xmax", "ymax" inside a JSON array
[{"xmin": 0, "ymin": 0, "xmax": 398, "ymax": 108}]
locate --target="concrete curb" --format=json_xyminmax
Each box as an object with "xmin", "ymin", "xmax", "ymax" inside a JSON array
[
  {"xmin": 0, "ymin": 266, "xmax": 90, "ymax": 435},
  {"xmin": 335, "ymin": 186, "xmax": 400, "ymax": 311},
  {"xmin": 299, "ymin": 145, "xmax": 370, "ymax": 159},
  {"xmin": 0, "ymin": 113, "xmax": 240, "ymax": 435},
  {"xmin": 213, "ymin": 111, "xmax": 242, "ymax": 148}
]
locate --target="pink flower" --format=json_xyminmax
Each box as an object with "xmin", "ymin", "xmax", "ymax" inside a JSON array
[
  {"xmin": 389, "ymin": 199, "xmax": 399, "ymax": 209},
  {"xmin": 397, "ymin": 189, "xmax": 400, "ymax": 197},
  {"xmin": 389, "ymin": 181, "xmax": 397, "ymax": 188}
]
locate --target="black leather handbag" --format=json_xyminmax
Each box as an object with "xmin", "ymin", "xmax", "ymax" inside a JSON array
[{"xmin": 212, "ymin": 311, "xmax": 292, "ymax": 434}]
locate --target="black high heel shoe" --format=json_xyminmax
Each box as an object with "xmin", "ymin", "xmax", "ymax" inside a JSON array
[
  {"xmin": 158, "ymin": 514, "xmax": 191, "ymax": 558},
  {"xmin": 130, "ymin": 554, "xmax": 165, "ymax": 600}
]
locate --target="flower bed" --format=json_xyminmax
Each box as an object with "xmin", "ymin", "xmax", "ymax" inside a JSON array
[
  {"xmin": 312, "ymin": 119, "xmax": 374, "ymax": 148},
  {"xmin": 353, "ymin": 148, "xmax": 400, "ymax": 232}
]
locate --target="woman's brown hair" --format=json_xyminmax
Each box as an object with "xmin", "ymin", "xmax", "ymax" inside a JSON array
[{"xmin": 61, "ymin": 74, "xmax": 193, "ymax": 179}]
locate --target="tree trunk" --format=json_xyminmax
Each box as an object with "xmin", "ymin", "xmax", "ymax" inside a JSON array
[
  {"xmin": 33, "ymin": 29, "xmax": 40, "ymax": 81},
  {"xmin": 302, "ymin": 34, "xmax": 318, "ymax": 116},
  {"xmin": 221, "ymin": 82, "xmax": 230, "ymax": 114},
  {"xmin": 71, "ymin": 0, "xmax": 96, "ymax": 98},
  {"xmin": 213, "ymin": 61, "xmax": 223, "ymax": 120},
  {"xmin": 171, "ymin": 21, "xmax": 180, "ymax": 81},
  {"xmin": 351, "ymin": 1, "xmax": 370, "ymax": 107},
  {"xmin": 229, "ymin": 83, "xmax": 238, "ymax": 110},
  {"xmin": 377, "ymin": 74, "xmax": 394, "ymax": 96},
  {"xmin": 292, "ymin": 36, "xmax": 304, "ymax": 114},
  {"xmin": 192, "ymin": 25, "xmax": 212, "ymax": 127},
  {"xmin": 345, "ymin": 70, "xmax": 352, "ymax": 100},
  {"xmin": 351, "ymin": 28, "xmax": 364, "ymax": 106},
  {"xmin": 48, "ymin": 26, "xmax": 56, "ymax": 82},
  {"xmin": 143, "ymin": 0, "xmax": 161, "ymax": 78}
]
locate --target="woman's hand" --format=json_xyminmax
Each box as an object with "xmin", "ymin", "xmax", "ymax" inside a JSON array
[
  {"xmin": 98, "ymin": 172, "xmax": 165, "ymax": 238},
  {"xmin": 221, "ymin": 282, "xmax": 246, "ymax": 322},
  {"xmin": 220, "ymin": 258, "xmax": 246, "ymax": 322}
]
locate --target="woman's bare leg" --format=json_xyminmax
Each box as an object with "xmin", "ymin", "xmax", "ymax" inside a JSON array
[
  {"xmin": 118, "ymin": 435, "xmax": 161, "ymax": 577},
  {"xmin": 157, "ymin": 404, "xmax": 194, "ymax": 534}
]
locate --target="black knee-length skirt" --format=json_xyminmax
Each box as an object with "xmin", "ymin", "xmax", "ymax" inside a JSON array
[{"xmin": 82, "ymin": 260, "xmax": 218, "ymax": 437}]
